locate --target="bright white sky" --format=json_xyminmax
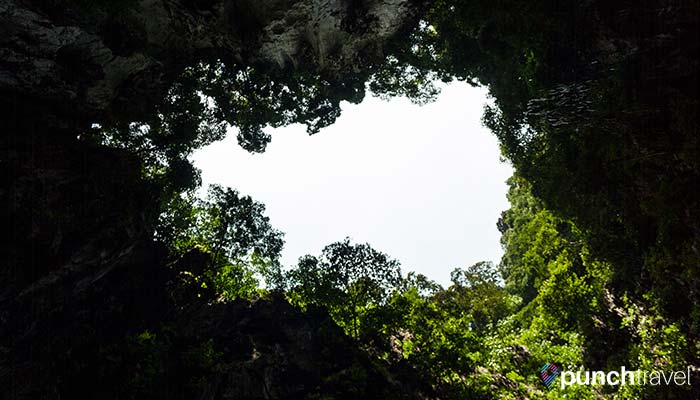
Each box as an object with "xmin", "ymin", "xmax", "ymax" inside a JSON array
[{"xmin": 191, "ymin": 82, "xmax": 513, "ymax": 287}]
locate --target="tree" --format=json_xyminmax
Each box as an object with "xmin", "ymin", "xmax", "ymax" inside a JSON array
[
  {"xmin": 445, "ymin": 262, "xmax": 517, "ymax": 333},
  {"xmin": 287, "ymin": 239, "xmax": 402, "ymax": 340},
  {"xmin": 156, "ymin": 184, "xmax": 284, "ymax": 301}
]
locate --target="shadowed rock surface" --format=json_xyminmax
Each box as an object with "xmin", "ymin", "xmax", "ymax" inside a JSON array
[
  {"xmin": 0, "ymin": 0, "xmax": 421, "ymax": 124},
  {"xmin": 2, "ymin": 1, "xmax": 699, "ymax": 399},
  {"xmin": 0, "ymin": 1, "xmax": 430, "ymax": 398}
]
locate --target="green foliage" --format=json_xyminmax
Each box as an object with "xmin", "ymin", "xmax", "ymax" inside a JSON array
[
  {"xmin": 386, "ymin": 1, "xmax": 700, "ymax": 357},
  {"xmin": 446, "ymin": 262, "xmax": 519, "ymax": 332},
  {"xmin": 91, "ymin": 52, "xmax": 442, "ymax": 192},
  {"xmin": 480, "ymin": 171, "xmax": 698, "ymax": 399},
  {"xmin": 498, "ymin": 176, "xmax": 585, "ymax": 304},
  {"xmin": 124, "ymin": 329, "xmax": 172, "ymax": 396},
  {"xmin": 212, "ymin": 262, "xmax": 259, "ymax": 301},
  {"xmin": 156, "ymin": 184, "xmax": 283, "ymax": 302},
  {"xmin": 198, "ymin": 162, "xmax": 695, "ymax": 399},
  {"xmin": 158, "ymin": 185, "xmax": 283, "ymax": 263},
  {"xmin": 287, "ymin": 239, "xmax": 402, "ymax": 339},
  {"xmin": 98, "ymin": 326, "xmax": 225, "ymax": 399},
  {"xmin": 294, "ymin": 257, "xmax": 520, "ymax": 398}
]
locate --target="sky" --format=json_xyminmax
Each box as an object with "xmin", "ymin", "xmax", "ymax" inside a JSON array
[{"xmin": 191, "ymin": 82, "xmax": 513, "ymax": 287}]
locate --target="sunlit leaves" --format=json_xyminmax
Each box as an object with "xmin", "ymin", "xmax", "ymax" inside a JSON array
[
  {"xmin": 286, "ymin": 239, "xmax": 401, "ymax": 339},
  {"xmin": 156, "ymin": 184, "xmax": 283, "ymax": 301}
]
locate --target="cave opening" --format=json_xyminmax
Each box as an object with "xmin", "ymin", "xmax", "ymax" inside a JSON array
[{"xmin": 191, "ymin": 81, "xmax": 513, "ymax": 285}]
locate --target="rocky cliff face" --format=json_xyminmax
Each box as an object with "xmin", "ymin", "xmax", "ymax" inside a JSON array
[
  {"xmin": 0, "ymin": 1, "xmax": 428, "ymax": 398},
  {"xmin": 1, "ymin": 0, "xmax": 421, "ymax": 124}
]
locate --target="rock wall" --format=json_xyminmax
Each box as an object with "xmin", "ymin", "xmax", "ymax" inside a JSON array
[
  {"xmin": 0, "ymin": 0, "xmax": 421, "ymax": 124},
  {"xmin": 0, "ymin": 1, "xmax": 430, "ymax": 398}
]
